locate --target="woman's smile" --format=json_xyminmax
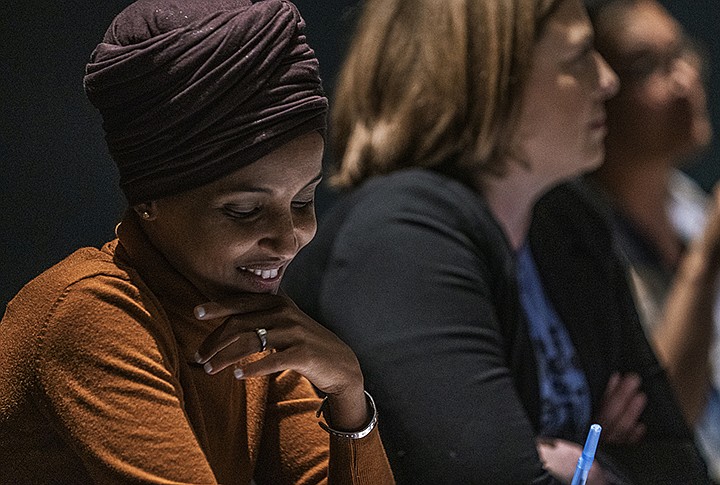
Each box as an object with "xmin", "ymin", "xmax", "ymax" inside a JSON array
[
  {"xmin": 239, "ymin": 265, "xmax": 282, "ymax": 280},
  {"xmin": 140, "ymin": 132, "xmax": 323, "ymax": 300}
]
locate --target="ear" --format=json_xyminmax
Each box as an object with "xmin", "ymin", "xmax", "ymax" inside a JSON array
[{"xmin": 132, "ymin": 201, "xmax": 158, "ymax": 221}]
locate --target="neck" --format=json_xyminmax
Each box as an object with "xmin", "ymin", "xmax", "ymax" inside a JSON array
[
  {"xmin": 479, "ymin": 166, "xmax": 552, "ymax": 251},
  {"xmin": 591, "ymin": 152, "xmax": 682, "ymax": 267}
]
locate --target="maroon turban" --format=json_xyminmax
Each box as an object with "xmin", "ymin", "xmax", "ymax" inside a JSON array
[{"xmin": 84, "ymin": 0, "xmax": 327, "ymax": 204}]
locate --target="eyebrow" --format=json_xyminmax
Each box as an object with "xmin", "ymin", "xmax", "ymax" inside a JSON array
[
  {"xmin": 571, "ymin": 30, "xmax": 593, "ymax": 53},
  {"xmin": 546, "ymin": 22, "xmax": 593, "ymax": 59},
  {"xmin": 622, "ymin": 39, "xmax": 686, "ymax": 61}
]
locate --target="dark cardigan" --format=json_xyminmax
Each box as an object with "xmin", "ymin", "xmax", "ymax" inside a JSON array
[{"xmin": 283, "ymin": 169, "xmax": 708, "ymax": 484}]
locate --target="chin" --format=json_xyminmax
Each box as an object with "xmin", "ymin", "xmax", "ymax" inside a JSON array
[
  {"xmin": 559, "ymin": 156, "xmax": 603, "ymax": 181},
  {"xmin": 579, "ymin": 143, "xmax": 606, "ymax": 171},
  {"xmin": 585, "ymin": 152, "xmax": 605, "ymax": 171}
]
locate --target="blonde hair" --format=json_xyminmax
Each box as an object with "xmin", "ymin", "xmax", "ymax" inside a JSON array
[{"xmin": 332, "ymin": 0, "xmax": 563, "ymax": 188}]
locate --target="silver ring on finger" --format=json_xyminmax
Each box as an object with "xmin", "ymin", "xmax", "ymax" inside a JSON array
[{"xmin": 255, "ymin": 327, "xmax": 268, "ymax": 353}]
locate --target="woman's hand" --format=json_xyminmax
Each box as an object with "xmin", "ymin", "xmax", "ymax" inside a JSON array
[
  {"xmin": 536, "ymin": 437, "xmax": 611, "ymax": 484},
  {"xmin": 193, "ymin": 293, "xmax": 369, "ymax": 430},
  {"xmin": 595, "ymin": 372, "xmax": 647, "ymax": 444}
]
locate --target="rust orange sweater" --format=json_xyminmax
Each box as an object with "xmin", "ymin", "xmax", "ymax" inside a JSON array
[{"xmin": 0, "ymin": 215, "xmax": 393, "ymax": 484}]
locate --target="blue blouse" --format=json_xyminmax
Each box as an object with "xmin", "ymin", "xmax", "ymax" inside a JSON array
[{"xmin": 516, "ymin": 243, "xmax": 591, "ymax": 441}]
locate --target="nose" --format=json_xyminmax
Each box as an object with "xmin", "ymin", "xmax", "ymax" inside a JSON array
[
  {"xmin": 257, "ymin": 208, "xmax": 316, "ymax": 259},
  {"xmin": 595, "ymin": 51, "xmax": 620, "ymax": 100},
  {"xmin": 258, "ymin": 210, "xmax": 299, "ymax": 259}
]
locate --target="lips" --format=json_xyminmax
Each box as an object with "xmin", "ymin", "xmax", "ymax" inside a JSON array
[{"xmin": 590, "ymin": 116, "xmax": 606, "ymax": 130}]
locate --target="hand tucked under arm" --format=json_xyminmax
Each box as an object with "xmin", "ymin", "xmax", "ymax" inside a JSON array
[{"xmin": 595, "ymin": 372, "xmax": 647, "ymax": 445}]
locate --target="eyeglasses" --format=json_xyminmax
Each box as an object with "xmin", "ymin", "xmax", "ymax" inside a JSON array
[{"xmin": 613, "ymin": 37, "xmax": 708, "ymax": 84}]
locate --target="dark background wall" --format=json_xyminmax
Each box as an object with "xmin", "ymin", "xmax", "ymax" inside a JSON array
[{"xmin": 2, "ymin": 0, "xmax": 719, "ymax": 312}]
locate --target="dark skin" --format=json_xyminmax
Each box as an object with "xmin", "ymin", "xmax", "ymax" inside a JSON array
[
  {"xmin": 136, "ymin": 133, "xmax": 370, "ymax": 432},
  {"xmin": 194, "ymin": 295, "xmax": 368, "ymax": 431}
]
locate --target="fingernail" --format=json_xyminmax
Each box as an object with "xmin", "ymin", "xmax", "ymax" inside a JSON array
[
  {"xmin": 203, "ymin": 362, "xmax": 213, "ymax": 374},
  {"xmin": 194, "ymin": 306, "xmax": 206, "ymax": 319},
  {"xmin": 233, "ymin": 368, "xmax": 244, "ymax": 380},
  {"xmin": 194, "ymin": 351, "xmax": 202, "ymax": 363}
]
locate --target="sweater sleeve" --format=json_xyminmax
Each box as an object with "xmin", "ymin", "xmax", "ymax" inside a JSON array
[
  {"xmin": 36, "ymin": 275, "xmax": 219, "ymax": 484},
  {"xmin": 253, "ymin": 370, "xmax": 394, "ymax": 485},
  {"xmin": 311, "ymin": 174, "xmax": 557, "ymax": 484}
]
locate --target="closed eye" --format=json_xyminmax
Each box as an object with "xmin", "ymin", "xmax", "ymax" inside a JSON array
[
  {"xmin": 222, "ymin": 205, "xmax": 261, "ymax": 219},
  {"xmin": 291, "ymin": 199, "xmax": 315, "ymax": 209}
]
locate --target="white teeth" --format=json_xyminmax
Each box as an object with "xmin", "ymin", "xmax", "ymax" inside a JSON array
[
  {"xmin": 262, "ymin": 269, "xmax": 278, "ymax": 279},
  {"xmin": 239, "ymin": 267, "xmax": 279, "ymax": 279}
]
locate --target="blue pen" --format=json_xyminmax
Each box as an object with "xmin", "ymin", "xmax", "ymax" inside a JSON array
[{"xmin": 570, "ymin": 424, "xmax": 602, "ymax": 485}]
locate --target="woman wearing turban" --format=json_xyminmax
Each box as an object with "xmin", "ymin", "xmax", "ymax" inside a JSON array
[{"xmin": 0, "ymin": 0, "xmax": 393, "ymax": 483}]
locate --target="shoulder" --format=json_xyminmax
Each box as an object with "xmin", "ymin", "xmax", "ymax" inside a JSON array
[
  {"xmin": 354, "ymin": 168, "xmax": 487, "ymax": 216},
  {"xmin": 4, "ymin": 244, "xmax": 148, "ymax": 333},
  {"xmin": 8, "ymin": 243, "xmax": 134, "ymax": 306},
  {"xmin": 284, "ymin": 169, "xmax": 511, "ymax": 315},
  {"xmin": 4, "ymin": 245, "xmax": 132, "ymax": 330},
  {"xmin": 331, "ymin": 169, "xmax": 501, "ymax": 244},
  {"xmin": 668, "ymin": 169, "xmax": 710, "ymax": 242},
  {"xmin": 315, "ymin": 169, "xmax": 514, "ymax": 282},
  {"xmin": 2, "ymin": 245, "xmax": 174, "ymax": 375}
]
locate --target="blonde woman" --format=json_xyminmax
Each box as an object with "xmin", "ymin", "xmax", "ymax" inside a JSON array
[{"xmin": 283, "ymin": 0, "xmax": 709, "ymax": 482}]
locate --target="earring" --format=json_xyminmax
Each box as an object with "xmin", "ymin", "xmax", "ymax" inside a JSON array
[{"xmin": 140, "ymin": 211, "xmax": 151, "ymax": 220}]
